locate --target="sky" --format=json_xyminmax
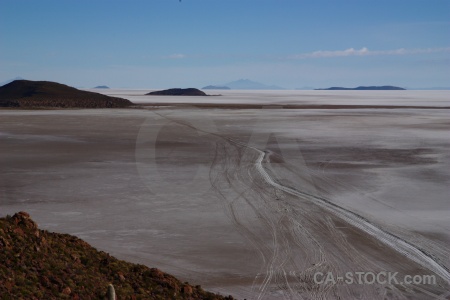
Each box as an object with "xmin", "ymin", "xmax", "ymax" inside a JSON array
[{"xmin": 1, "ymin": 0, "xmax": 449, "ymax": 89}]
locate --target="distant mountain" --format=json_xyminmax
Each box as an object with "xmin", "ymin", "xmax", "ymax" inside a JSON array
[
  {"xmin": 0, "ymin": 80, "xmax": 133, "ymax": 108},
  {"xmin": 147, "ymin": 88, "xmax": 208, "ymax": 96},
  {"xmin": 0, "ymin": 76, "xmax": 24, "ymax": 86},
  {"xmin": 316, "ymin": 86, "xmax": 406, "ymax": 91},
  {"xmin": 202, "ymin": 85, "xmax": 230, "ymax": 90},
  {"xmin": 93, "ymin": 85, "xmax": 110, "ymax": 89},
  {"xmin": 224, "ymin": 79, "xmax": 285, "ymax": 90}
]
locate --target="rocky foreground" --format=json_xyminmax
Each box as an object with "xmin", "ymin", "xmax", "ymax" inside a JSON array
[{"xmin": 0, "ymin": 212, "xmax": 235, "ymax": 300}]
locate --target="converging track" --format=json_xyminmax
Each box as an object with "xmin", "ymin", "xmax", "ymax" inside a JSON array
[{"xmin": 154, "ymin": 110, "xmax": 450, "ymax": 300}]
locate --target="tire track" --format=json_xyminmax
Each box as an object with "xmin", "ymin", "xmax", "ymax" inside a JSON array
[
  {"xmin": 150, "ymin": 110, "xmax": 449, "ymax": 299},
  {"xmin": 243, "ymin": 142, "xmax": 450, "ymax": 284}
]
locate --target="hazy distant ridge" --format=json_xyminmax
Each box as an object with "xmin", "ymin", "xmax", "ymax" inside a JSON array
[
  {"xmin": 202, "ymin": 85, "xmax": 230, "ymax": 90},
  {"xmin": 316, "ymin": 85, "xmax": 406, "ymax": 90}
]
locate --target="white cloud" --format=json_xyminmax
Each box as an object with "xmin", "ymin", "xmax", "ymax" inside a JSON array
[
  {"xmin": 290, "ymin": 47, "xmax": 450, "ymax": 59},
  {"xmin": 309, "ymin": 47, "xmax": 369, "ymax": 58}
]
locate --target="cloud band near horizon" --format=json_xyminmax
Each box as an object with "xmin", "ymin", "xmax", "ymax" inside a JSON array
[
  {"xmin": 165, "ymin": 47, "xmax": 450, "ymax": 61},
  {"xmin": 289, "ymin": 47, "xmax": 450, "ymax": 59}
]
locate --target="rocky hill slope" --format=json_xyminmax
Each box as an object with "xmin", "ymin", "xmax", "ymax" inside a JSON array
[
  {"xmin": 0, "ymin": 80, "xmax": 133, "ymax": 108},
  {"xmin": 0, "ymin": 212, "xmax": 234, "ymax": 300}
]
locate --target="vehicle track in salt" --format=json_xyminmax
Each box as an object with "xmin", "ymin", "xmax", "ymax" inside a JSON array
[
  {"xmin": 249, "ymin": 144, "xmax": 450, "ymax": 283},
  {"xmin": 152, "ymin": 110, "xmax": 450, "ymax": 299}
]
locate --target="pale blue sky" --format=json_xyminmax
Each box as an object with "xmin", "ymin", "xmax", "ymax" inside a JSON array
[{"xmin": 1, "ymin": 0, "xmax": 449, "ymax": 88}]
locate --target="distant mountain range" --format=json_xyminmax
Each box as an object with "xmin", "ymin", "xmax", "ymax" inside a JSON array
[
  {"xmin": 93, "ymin": 85, "xmax": 110, "ymax": 89},
  {"xmin": 202, "ymin": 85, "xmax": 230, "ymax": 90},
  {"xmin": 316, "ymin": 86, "xmax": 406, "ymax": 90}
]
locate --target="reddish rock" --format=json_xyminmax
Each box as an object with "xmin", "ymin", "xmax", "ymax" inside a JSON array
[
  {"xmin": 4, "ymin": 280, "xmax": 13, "ymax": 291},
  {"xmin": 16, "ymin": 211, "xmax": 30, "ymax": 219},
  {"xmin": 183, "ymin": 284, "xmax": 193, "ymax": 295},
  {"xmin": 0, "ymin": 236, "xmax": 10, "ymax": 248},
  {"xmin": 117, "ymin": 271, "xmax": 126, "ymax": 282},
  {"xmin": 62, "ymin": 286, "xmax": 72, "ymax": 295},
  {"xmin": 150, "ymin": 268, "xmax": 164, "ymax": 280},
  {"xmin": 13, "ymin": 227, "xmax": 25, "ymax": 236},
  {"xmin": 12, "ymin": 211, "xmax": 38, "ymax": 230},
  {"xmin": 71, "ymin": 254, "xmax": 81, "ymax": 263},
  {"xmin": 40, "ymin": 276, "xmax": 51, "ymax": 287},
  {"xmin": 38, "ymin": 236, "xmax": 47, "ymax": 247}
]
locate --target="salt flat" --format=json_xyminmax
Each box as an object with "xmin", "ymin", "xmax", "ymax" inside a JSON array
[
  {"xmin": 1, "ymin": 90, "xmax": 449, "ymax": 299},
  {"xmin": 88, "ymin": 88, "xmax": 450, "ymax": 107}
]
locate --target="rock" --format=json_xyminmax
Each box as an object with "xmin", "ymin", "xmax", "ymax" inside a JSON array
[
  {"xmin": 62, "ymin": 286, "xmax": 72, "ymax": 295},
  {"xmin": 183, "ymin": 284, "xmax": 193, "ymax": 295},
  {"xmin": 38, "ymin": 236, "xmax": 47, "ymax": 247},
  {"xmin": 149, "ymin": 268, "xmax": 164, "ymax": 280},
  {"xmin": 71, "ymin": 254, "xmax": 81, "ymax": 263},
  {"xmin": 13, "ymin": 227, "xmax": 25, "ymax": 236},
  {"xmin": 0, "ymin": 236, "xmax": 11, "ymax": 248},
  {"xmin": 117, "ymin": 272, "xmax": 126, "ymax": 282},
  {"xmin": 12, "ymin": 211, "xmax": 38, "ymax": 230},
  {"xmin": 40, "ymin": 276, "xmax": 51, "ymax": 287}
]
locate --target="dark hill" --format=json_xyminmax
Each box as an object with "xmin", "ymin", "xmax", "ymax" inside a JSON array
[
  {"xmin": 0, "ymin": 80, "xmax": 133, "ymax": 108},
  {"xmin": 147, "ymin": 88, "xmax": 208, "ymax": 96},
  {"xmin": 0, "ymin": 212, "xmax": 234, "ymax": 300},
  {"xmin": 316, "ymin": 85, "xmax": 405, "ymax": 90}
]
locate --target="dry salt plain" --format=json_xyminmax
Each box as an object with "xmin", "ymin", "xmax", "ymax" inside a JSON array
[{"xmin": 1, "ymin": 90, "xmax": 450, "ymax": 299}]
